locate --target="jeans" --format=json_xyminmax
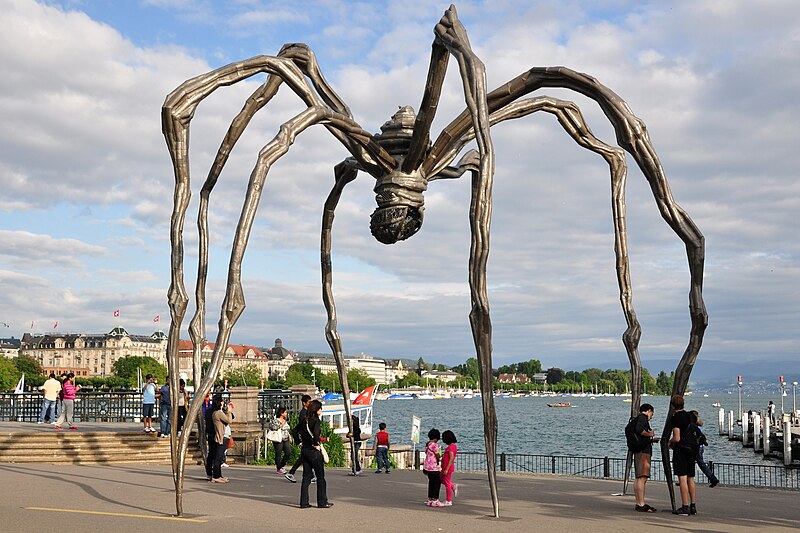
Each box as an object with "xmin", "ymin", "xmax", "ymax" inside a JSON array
[
  {"xmin": 206, "ymin": 438, "xmax": 226, "ymax": 479},
  {"xmin": 38, "ymin": 398, "xmax": 58, "ymax": 423},
  {"xmin": 353, "ymin": 441, "xmax": 362, "ymax": 473},
  {"xmin": 160, "ymin": 403, "xmax": 171, "ymax": 435},
  {"xmin": 425, "ymin": 469, "xmax": 442, "ymax": 499},
  {"xmin": 696, "ymin": 446, "xmax": 718, "ymax": 483},
  {"xmin": 274, "ymin": 439, "xmax": 292, "ymax": 470},
  {"xmin": 376, "ymin": 446, "xmax": 390, "ymax": 471},
  {"xmin": 177, "ymin": 406, "xmax": 187, "ymax": 432},
  {"xmin": 300, "ymin": 447, "xmax": 327, "ymax": 507}
]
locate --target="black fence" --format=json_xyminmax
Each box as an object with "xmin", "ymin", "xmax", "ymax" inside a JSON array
[
  {"xmin": 0, "ymin": 389, "xmax": 301, "ymax": 424},
  {"xmin": 454, "ymin": 452, "xmax": 800, "ymax": 491}
]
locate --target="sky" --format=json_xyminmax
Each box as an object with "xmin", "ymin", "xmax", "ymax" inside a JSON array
[{"xmin": 0, "ymin": 0, "xmax": 798, "ymax": 373}]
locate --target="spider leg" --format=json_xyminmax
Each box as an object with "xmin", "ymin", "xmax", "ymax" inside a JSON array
[
  {"xmin": 429, "ymin": 5, "xmax": 500, "ymax": 518},
  {"xmin": 321, "ymin": 159, "xmax": 360, "ymax": 471},
  {"xmin": 163, "ymin": 52, "xmax": 394, "ymax": 513}
]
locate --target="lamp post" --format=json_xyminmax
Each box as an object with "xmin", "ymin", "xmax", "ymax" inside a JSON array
[
  {"xmin": 793, "ymin": 381, "xmax": 798, "ymax": 415},
  {"xmin": 779, "ymin": 375, "xmax": 785, "ymax": 415},
  {"xmin": 737, "ymin": 375, "xmax": 743, "ymax": 421}
]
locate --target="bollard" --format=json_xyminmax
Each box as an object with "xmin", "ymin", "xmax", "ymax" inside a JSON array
[
  {"xmin": 784, "ymin": 420, "xmax": 793, "ymax": 466},
  {"xmin": 728, "ymin": 410, "xmax": 734, "ymax": 439},
  {"xmin": 603, "ymin": 456, "xmax": 610, "ymax": 478},
  {"xmin": 718, "ymin": 408, "xmax": 725, "ymax": 435},
  {"xmin": 500, "ymin": 452, "xmax": 506, "ymax": 472},
  {"xmin": 763, "ymin": 417, "xmax": 771, "ymax": 455},
  {"xmin": 741, "ymin": 412, "xmax": 749, "ymax": 446},
  {"xmin": 753, "ymin": 413, "xmax": 762, "ymax": 452}
]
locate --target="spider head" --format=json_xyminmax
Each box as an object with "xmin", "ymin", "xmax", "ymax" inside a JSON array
[{"xmin": 369, "ymin": 106, "xmax": 428, "ymax": 244}]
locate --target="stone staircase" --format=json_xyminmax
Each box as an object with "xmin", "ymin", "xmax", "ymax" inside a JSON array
[{"xmin": 0, "ymin": 430, "xmax": 204, "ymax": 464}]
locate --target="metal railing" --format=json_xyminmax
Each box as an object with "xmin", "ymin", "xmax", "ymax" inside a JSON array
[
  {"xmin": 257, "ymin": 390, "xmax": 301, "ymax": 429},
  {"xmin": 455, "ymin": 452, "xmax": 800, "ymax": 490}
]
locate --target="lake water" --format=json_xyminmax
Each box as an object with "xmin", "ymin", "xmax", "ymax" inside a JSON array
[{"xmin": 372, "ymin": 393, "xmax": 794, "ymax": 465}]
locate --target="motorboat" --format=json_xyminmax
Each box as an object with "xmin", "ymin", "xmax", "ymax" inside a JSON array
[{"xmin": 547, "ymin": 402, "xmax": 572, "ymax": 408}]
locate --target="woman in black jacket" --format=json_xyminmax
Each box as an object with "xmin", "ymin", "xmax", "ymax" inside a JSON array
[{"xmin": 298, "ymin": 399, "xmax": 332, "ymax": 508}]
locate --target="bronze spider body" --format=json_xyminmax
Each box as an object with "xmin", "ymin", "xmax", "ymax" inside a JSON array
[{"xmin": 162, "ymin": 5, "xmax": 707, "ymax": 517}]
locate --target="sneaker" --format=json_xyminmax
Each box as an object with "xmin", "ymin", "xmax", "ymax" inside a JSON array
[
  {"xmin": 354, "ymin": 471, "xmax": 362, "ymax": 476},
  {"xmin": 429, "ymin": 501, "xmax": 446, "ymax": 508},
  {"xmin": 211, "ymin": 477, "xmax": 229, "ymax": 483},
  {"xmin": 635, "ymin": 504, "xmax": 657, "ymax": 513},
  {"xmin": 284, "ymin": 473, "xmax": 296, "ymax": 483},
  {"xmin": 443, "ymin": 501, "xmax": 452, "ymax": 506},
  {"xmin": 221, "ymin": 463, "xmax": 229, "ymax": 468},
  {"xmin": 375, "ymin": 470, "xmax": 382, "ymax": 474},
  {"xmin": 278, "ymin": 467, "xmax": 287, "ymax": 474},
  {"xmin": 68, "ymin": 426, "xmax": 78, "ymax": 430},
  {"xmin": 385, "ymin": 470, "xmax": 390, "ymax": 474},
  {"xmin": 37, "ymin": 421, "xmax": 43, "ymax": 424},
  {"xmin": 453, "ymin": 484, "xmax": 458, "ymax": 497},
  {"xmin": 689, "ymin": 504, "xmax": 697, "ymax": 515},
  {"xmin": 673, "ymin": 505, "xmax": 690, "ymax": 516},
  {"xmin": 54, "ymin": 426, "xmax": 64, "ymax": 430},
  {"xmin": 709, "ymin": 480, "xmax": 719, "ymax": 488}
]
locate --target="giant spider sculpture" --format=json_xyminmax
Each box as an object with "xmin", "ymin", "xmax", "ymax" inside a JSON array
[{"xmin": 162, "ymin": 5, "xmax": 707, "ymax": 517}]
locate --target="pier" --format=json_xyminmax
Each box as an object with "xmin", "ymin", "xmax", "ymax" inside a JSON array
[{"xmin": 719, "ymin": 407, "xmax": 800, "ymax": 466}]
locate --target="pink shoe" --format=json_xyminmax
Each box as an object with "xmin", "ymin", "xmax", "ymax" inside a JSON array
[{"xmin": 429, "ymin": 500, "xmax": 446, "ymax": 507}]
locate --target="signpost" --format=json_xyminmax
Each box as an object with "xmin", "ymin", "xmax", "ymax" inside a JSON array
[{"xmin": 411, "ymin": 415, "xmax": 421, "ymax": 465}]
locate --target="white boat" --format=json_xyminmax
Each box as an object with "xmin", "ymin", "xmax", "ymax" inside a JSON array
[{"xmin": 321, "ymin": 385, "xmax": 376, "ymax": 438}]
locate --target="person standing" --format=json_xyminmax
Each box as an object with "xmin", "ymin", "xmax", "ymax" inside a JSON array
[
  {"xmin": 158, "ymin": 380, "xmax": 171, "ymax": 438},
  {"xmin": 374, "ymin": 422, "xmax": 391, "ymax": 474},
  {"xmin": 439, "ymin": 430, "xmax": 458, "ymax": 506},
  {"xmin": 271, "ymin": 407, "xmax": 292, "ymax": 474},
  {"xmin": 177, "ymin": 379, "xmax": 189, "ymax": 434},
  {"xmin": 632, "ymin": 403, "xmax": 659, "ymax": 512},
  {"xmin": 206, "ymin": 394, "xmax": 232, "ymax": 483},
  {"xmin": 768, "ymin": 401, "xmax": 776, "ymax": 426},
  {"xmin": 347, "ymin": 414, "xmax": 363, "ymax": 476},
  {"xmin": 285, "ymin": 394, "xmax": 312, "ymax": 483},
  {"xmin": 298, "ymin": 399, "xmax": 332, "ymax": 508},
  {"xmin": 53, "ymin": 372, "xmax": 80, "ymax": 430},
  {"xmin": 669, "ymin": 395, "xmax": 697, "ymax": 516},
  {"xmin": 141, "ymin": 374, "xmax": 157, "ymax": 433},
  {"xmin": 423, "ymin": 428, "xmax": 443, "ymax": 507},
  {"xmin": 38, "ymin": 373, "xmax": 61, "ymax": 424},
  {"xmin": 691, "ymin": 410, "xmax": 719, "ymax": 488}
]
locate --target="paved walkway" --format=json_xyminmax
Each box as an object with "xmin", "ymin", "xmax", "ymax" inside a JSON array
[{"xmin": 1, "ymin": 461, "xmax": 797, "ymax": 532}]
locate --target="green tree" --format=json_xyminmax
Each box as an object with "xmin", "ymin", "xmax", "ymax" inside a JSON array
[
  {"xmin": 223, "ymin": 363, "xmax": 264, "ymax": 387},
  {"xmin": 284, "ymin": 363, "xmax": 315, "ymax": 387},
  {"xmin": 111, "ymin": 356, "xmax": 167, "ymax": 387},
  {"xmin": 656, "ymin": 370, "xmax": 674, "ymax": 395},
  {"xmin": 416, "ymin": 357, "xmax": 429, "ymax": 372},
  {"xmin": 453, "ymin": 357, "xmax": 480, "ymax": 381},
  {"xmin": 518, "ymin": 358, "xmax": 542, "ymax": 377},
  {"xmin": 347, "ymin": 368, "xmax": 375, "ymax": 392},
  {"xmin": 0, "ymin": 357, "xmax": 18, "ymax": 390},
  {"xmin": 14, "ymin": 355, "xmax": 43, "ymax": 377},
  {"xmin": 546, "ymin": 367, "xmax": 564, "ymax": 384}
]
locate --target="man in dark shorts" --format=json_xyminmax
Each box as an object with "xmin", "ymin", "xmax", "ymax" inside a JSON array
[
  {"xmin": 633, "ymin": 403, "xmax": 659, "ymax": 512},
  {"xmin": 669, "ymin": 395, "xmax": 696, "ymax": 516}
]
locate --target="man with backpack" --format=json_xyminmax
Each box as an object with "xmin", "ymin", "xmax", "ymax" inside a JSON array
[
  {"xmin": 626, "ymin": 403, "xmax": 659, "ymax": 512},
  {"xmin": 668, "ymin": 395, "xmax": 698, "ymax": 516}
]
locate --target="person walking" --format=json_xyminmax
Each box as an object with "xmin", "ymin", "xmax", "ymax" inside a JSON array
[
  {"xmin": 53, "ymin": 372, "xmax": 80, "ymax": 430},
  {"xmin": 285, "ymin": 394, "xmax": 312, "ymax": 483},
  {"xmin": 141, "ymin": 374, "xmax": 157, "ymax": 433},
  {"xmin": 38, "ymin": 373, "xmax": 61, "ymax": 424},
  {"xmin": 158, "ymin": 380, "xmax": 171, "ymax": 438},
  {"xmin": 423, "ymin": 428, "xmax": 443, "ymax": 507},
  {"xmin": 374, "ymin": 422, "xmax": 391, "ymax": 473},
  {"xmin": 669, "ymin": 395, "xmax": 697, "ymax": 516},
  {"xmin": 439, "ymin": 430, "xmax": 458, "ymax": 506},
  {"xmin": 177, "ymin": 379, "xmax": 189, "ymax": 434},
  {"xmin": 632, "ymin": 403, "xmax": 659, "ymax": 512},
  {"xmin": 691, "ymin": 410, "xmax": 719, "ymax": 488},
  {"xmin": 347, "ymin": 414, "xmax": 363, "ymax": 476},
  {"xmin": 298, "ymin": 399, "xmax": 332, "ymax": 508},
  {"xmin": 205, "ymin": 394, "xmax": 232, "ymax": 483},
  {"xmin": 271, "ymin": 407, "xmax": 292, "ymax": 474}
]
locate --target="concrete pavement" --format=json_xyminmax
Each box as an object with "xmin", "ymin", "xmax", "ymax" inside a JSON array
[{"xmin": 0, "ymin": 462, "xmax": 797, "ymax": 532}]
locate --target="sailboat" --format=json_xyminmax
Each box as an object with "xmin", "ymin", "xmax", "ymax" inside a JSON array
[{"xmin": 13, "ymin": 373, "xmax": 25, "ymax": 394}]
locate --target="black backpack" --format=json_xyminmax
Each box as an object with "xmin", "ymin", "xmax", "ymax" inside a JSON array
[
  {"xmin": 625, "ymin": 414, "xmax": 648, "ymax": 453},
  {"xmin": 677, "ymin": 412, "xmax": 702, "ymax": 457}
]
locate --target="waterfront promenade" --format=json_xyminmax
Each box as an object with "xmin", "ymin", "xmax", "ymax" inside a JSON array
[{"xmin": 1, "ymin": 461, "xmax": 798, "ymax": 532}]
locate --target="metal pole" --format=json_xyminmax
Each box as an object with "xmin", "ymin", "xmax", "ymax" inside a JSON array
[
  {"xmin": 783, "ymin": 420, "xmax": 792, "ymax": 467},
  {"xmin": 793, "ymin": 381, "xmax": 798, "ymax": 416},
  {"xmin": 780, "ymin": 376, "xmax": 785, "ymax": 416}
]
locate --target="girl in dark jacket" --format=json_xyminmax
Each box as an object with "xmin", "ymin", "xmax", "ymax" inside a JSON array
[{"xmin": 298, "ymin": 400, "xmax": 332, "ymax": 508}]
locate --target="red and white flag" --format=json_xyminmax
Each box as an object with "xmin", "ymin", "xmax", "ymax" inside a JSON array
[
  {"xmin": 53, "ymin": 321, "xmax": 58, "ymax": 329},
  {"xmin": 353, "ymin": 385, "xmax": 376, "ymax": 405},
  {"xmin": 113, "ymin": 309, "xmax": 120, "ymax": 317},
  {"xmin": 153, "ymin": 315, "xmax": 160, "ymax": 323}
]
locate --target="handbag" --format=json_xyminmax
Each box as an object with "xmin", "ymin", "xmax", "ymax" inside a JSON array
[
  {"xmin": 266, "ymin": 429, "xmax": 283, "ymax": 443},
  {"xmin": 307, "ymin": 421, "xmax": 330, "ymax": 464},
  {"xmin": 226, "ymin": 436, "xmax": 236, "ymax": 449}
]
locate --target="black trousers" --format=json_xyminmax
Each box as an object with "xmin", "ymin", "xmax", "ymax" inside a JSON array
[
  {"xmin": 300, "ymin": 447, "xmax": 327, "ymax": 507},
  {"xmin": 425, "ymin": 469, "xmax": 442, "ymax": 499},
  {"xmin": 274, "ymin": 439, "xmax": 292, "ymax": 470}
]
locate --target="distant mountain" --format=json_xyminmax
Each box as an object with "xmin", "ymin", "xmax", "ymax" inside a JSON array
[{"xmin": 565, "ymin": 358, "xmax": 800, "ymax": 389}]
